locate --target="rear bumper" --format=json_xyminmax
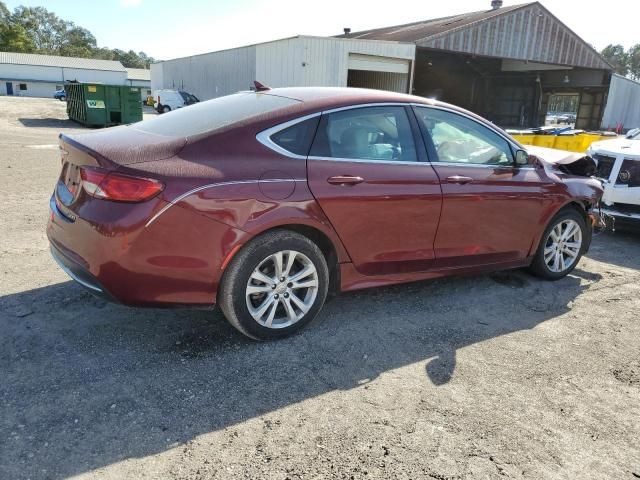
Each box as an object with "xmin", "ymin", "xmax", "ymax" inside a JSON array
[
  {"xmin": 47, "ymin": 193, "xmax": 246, "ymax": 307},
  {"xmin": 50, "ymin": 243, "xmax": 119, "ymax": 303}
]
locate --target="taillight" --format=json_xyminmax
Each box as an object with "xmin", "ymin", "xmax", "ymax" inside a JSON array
[{"xmin": 80, "ymin": 166, "xmax": 164, "ymax": 202}]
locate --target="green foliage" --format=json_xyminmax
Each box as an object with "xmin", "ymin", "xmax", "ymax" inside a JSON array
[
  {"xmin": 601, "ymin": 44, "xmax": 629, "ymax": 76},
  {"xmin": 627, "ymin": 45, "xmax": 640, "ymax": 81},
  {"xmin": 600, "ymin": 44, "xmax": 640, "ymax": 80},
  {"xmin": 0, "ymin": 2, "xmax": 156, "ymax": 68}
]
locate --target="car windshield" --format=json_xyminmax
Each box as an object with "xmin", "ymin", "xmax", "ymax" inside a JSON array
[{"xmin": 134, "ymin": 92, "xmax": 300, "ymax": 137}]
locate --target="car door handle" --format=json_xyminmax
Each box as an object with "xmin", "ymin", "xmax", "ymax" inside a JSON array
[
  {"xmin": 445, "ymin": 175, "xmax": 473, "ymax": 185},
  {"xmin": 327, "ymin": 175, "xmax": 365, "ymax": 186}
]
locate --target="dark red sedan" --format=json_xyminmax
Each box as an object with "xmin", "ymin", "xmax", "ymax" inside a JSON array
[{"xmin": 48, "ymin": 87, "xmax": 603, "ymax": 340}]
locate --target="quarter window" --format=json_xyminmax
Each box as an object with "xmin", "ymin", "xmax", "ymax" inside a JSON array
[
  {"xmin": 414, "ymin": 107, "xmax": 513, "ymax": 166},
  {"xmin": 310, "ymin": 106, "xmax": 417, "ymax": 163},
  {"xmin": 270, "ymin": 117, "xmax": 320, "ymax": 156}
]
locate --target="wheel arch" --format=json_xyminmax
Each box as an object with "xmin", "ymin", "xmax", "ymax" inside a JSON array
[
  {"xmin": 221, "ymin": 222, "xmax": 346, "ymax": 299},
  {"xmin": 528, "ymin": 200, "xmax": 591, "ymax": 258}
]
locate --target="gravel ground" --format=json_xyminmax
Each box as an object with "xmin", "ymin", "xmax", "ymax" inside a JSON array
[{"xmin": 1, "ymin": 96, "xmax": 639, "ymax": 480}]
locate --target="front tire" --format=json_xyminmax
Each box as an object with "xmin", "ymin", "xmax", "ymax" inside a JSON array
[
  {"xmin": 529, "ymin": 207, "xmax": 587, "ymax": 280},
  {"xmin": 218, "ymin": 230, "xmax": 329, "ymax": 340},
  {"xmin": 162, "ymin": 105, "xmax": 171, "ymax": 113}
]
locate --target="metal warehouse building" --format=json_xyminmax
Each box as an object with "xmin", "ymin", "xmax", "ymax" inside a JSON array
[
  {"xmin": 0, "ymin": 52, "xmax": 129, "ymax": 98},
  {"xmin": 151, "ymin": 36, "xmax": 415, "ymax": 100},
  {"xmin": 341, "ymin": 1, "xmax": 614, "ymax": 130},
  {"xmin": 152, "ymin": 1, "xmax": 634, "ymax": 130}
]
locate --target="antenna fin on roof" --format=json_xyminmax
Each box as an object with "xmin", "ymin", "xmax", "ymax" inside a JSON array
[{"xmin": 253, "ymin": 80, "xmax": 271, "ymax": 92}]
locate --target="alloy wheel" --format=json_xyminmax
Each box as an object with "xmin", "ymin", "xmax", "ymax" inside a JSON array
[
  {"xmin": 245, "ymin": 250, "xmax": 319, "ymax": 328},
  {"xmin": 543, "ymin": 219, "xmax": 582, "ymax": 273}
]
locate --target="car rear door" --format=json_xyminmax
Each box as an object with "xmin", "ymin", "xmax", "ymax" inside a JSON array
[
  {"xmin": 306, "ymin": 105, "xmax": 442, "ymax": 275},
  {"xmin": 412, "ymin": 105, "xmax": 550, "ymax": 268}
]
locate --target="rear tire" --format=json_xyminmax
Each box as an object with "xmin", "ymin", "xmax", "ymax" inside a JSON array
[
  {"xmin": 219, "ymin": 230, "xmax": 329, "ymax": 341},
  {"xmin": 529, "ymin": 207, "xmax": 587, "ymax": 280},
  {"xmin": 162, "ymin": 105, "xmax": 171, "ymax": 113}
]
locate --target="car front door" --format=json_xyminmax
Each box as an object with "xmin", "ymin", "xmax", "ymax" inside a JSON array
[
  {"xmin": 306, "ymin": 105, "xmax": 442, "ymax": 275},
  {"xmin": 412, "ymin": 105, "xmax": 551, "ymax": 268}
]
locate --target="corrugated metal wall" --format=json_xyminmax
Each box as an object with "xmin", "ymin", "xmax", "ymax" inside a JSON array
[
  {"xmin": 152, "ymin": 46, "xmax": 257, "ymax": 100},
  {"xmin": 601, "ymin": 74, "xmax": 640, "ymax": 130},
  {"xmin": 419, "ymin": 3, "xmax": 610, "ymax": 70},
  {"xmin": 255, "ymin": 37, "xmax": 415, "ymax": 90}
]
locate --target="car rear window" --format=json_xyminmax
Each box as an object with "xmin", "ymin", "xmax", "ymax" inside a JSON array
[{"xmin": 134, "ymin": 92, "xmax": 300, "ymax": 137}]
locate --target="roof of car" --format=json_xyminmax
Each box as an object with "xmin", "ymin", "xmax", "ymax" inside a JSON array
[{"xmin": 263, "ymin": 86, "xmax": 426, "ymax": 105}]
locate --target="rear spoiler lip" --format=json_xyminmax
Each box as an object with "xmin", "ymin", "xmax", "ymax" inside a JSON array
[
  {"xmin": 58, "ymin": 131, "xmax": 188, "ymax": 169},
  {"xmin": 58, "ymin": 133, "xmax": 120, "ymax": 170}
]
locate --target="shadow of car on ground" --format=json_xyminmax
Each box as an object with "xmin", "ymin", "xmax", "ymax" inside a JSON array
[{"xmin": 0, "ymin": 265, "xmax": 601, "ymax": 479}]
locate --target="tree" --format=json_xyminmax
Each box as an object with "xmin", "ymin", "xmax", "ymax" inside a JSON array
[
  {"xmin": 0, "ymin": 2, "xmax": 157, "ymax": 68},
  {"xmin": 10, "ymin": 6, "xmax": 68, "ymax": 53},
  {"xmin": 627, "ymin": 44, "xmax": 640, "ymax": 81},
  {"xmin": 0, "ymin": 2, "xmax": 33, "ymax": 52},
  {"xmin": 59, "ymin": 25, "xmax": 96, "ymax": 58},
  {"xmin": 601, "ymin": 44, "xmax": 629, "ymax": 76}
]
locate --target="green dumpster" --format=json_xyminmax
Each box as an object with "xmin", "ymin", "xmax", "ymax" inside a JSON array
[{"xmin": 65, "ymin": 82, "xmax": 143, "ymax": 127}]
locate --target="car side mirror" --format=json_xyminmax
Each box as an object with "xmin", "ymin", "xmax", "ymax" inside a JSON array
[{"xmin": 515, "ymin": 149, "xmax": 530, "ymax": 166}]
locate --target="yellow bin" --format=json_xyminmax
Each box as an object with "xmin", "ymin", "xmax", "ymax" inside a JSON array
[
  {"xmin": 511, "ymin": 134, "xmax": 535, "ymax": 145},
  {"xmin": 554, "ymin": 136, "xmax": 585, "ymax": 153},
  {"xmin": 532, "ymin": 135, "xmax": 557, "ymax": 148}
]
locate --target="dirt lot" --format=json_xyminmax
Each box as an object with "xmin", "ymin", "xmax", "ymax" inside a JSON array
[{"xmin": 1, "ymin": 96, "xmax": 639, "ymax": 480}]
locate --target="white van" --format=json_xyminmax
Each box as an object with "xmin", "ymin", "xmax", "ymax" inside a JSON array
[{"xmin": 153, "ymin": 89, "xmax": 200, "ymax": 113}]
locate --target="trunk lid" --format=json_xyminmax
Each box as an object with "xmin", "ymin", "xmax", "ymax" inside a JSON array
[{"xmin": 56, "ymin": 127, "xmax": 185, "ymax": 211}]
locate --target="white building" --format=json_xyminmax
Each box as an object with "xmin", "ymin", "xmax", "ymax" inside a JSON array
[
  {"xmin": 151, "ymin": 36, "xmax": 416, "ymax": 100},
  {"xmin": 0, "ymin": 52, "xmax": 128, "ymax": 98},
  {"xmin": 126, "ymin": 68, "xmax": 152, "ymax": 101}
]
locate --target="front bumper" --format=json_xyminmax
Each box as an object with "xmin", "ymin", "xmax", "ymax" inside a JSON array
[{"xmin": 600, "ymin": 204, "xmax": 640, "ymax": 230}]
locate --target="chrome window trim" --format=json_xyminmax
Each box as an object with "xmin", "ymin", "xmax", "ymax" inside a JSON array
[
  {"xmin": 432, "ymin": 161, "xmax": 537, "ymax": 171},
  {"xmin": 145, "ymin": 178, "xmax": 306, "ymax": 228},
  {"xmin": 256, "ymin": 103, "xmax": 417, "ymax": 160},
  {"xmin": 256, "ymin": 101, "xmax": 528, "ymax": 167},
  {"xmin": 256, "ymin": 112, "xmax": 321, "ymax": 159}
]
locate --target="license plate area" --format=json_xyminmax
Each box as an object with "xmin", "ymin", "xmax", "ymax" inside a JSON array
[{"xmin": 60, "ymin": 162, "xmax": 82, "ymax": 196}]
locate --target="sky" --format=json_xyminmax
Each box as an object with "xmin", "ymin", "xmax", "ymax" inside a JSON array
[{"xmin": 4, "ymin": 0, "xmax": 638, "ymax": 60}]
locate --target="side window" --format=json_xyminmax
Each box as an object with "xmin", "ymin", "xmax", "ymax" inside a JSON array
[
  {"xmin": 310, "ymin": 106, "xmax": 417, "ymax": 163},
  {"xmin": 269, "ymin": 116, "xmax": 320, "ymax": 156},
  {"xmin": 414, "ymin": 107, "xmax": 514, "ymax": 166}
]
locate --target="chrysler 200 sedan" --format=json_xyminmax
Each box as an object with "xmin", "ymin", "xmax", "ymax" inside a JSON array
[{"xmin": 48, "ymin": 86, "xmax": 604, "ymax": 340}]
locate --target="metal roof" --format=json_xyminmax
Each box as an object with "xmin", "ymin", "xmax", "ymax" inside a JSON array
[
  {"xmin": 340, "ymin": 2, "xmax": 611, "ymax": 70},
  {"xmin": 0, "ymin": 52, "xmax": 126, "ymax": 72},
  {"xmin": 341, "ymin": 3, "xmax": 529, "ymax": 42},
  {"xmin": 126, "ymin": 68, "xmax": 151, "ymax": 81}
]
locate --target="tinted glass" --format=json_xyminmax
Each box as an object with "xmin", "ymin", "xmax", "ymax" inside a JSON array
[
  {"xmin": 270, "ymin": 117, "xmax": 320, "ymax": 156},
  {"xmin": 414, "ymin": 107, "xmax": 514, "ymax": 166},
  {"xmin": 310, "ymin": 106, "xmax": 417, "ymax": 163},
  {"xmin": 134, "ymin": 92, "xmax": 300, "ymax": 137}
]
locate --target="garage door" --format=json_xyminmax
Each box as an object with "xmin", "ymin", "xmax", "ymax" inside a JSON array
[{"xmin": 347, "ymin": 54, "xmax": 411, "ymax": 94}]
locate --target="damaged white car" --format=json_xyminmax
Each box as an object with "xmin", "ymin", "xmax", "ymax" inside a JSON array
[{"xmin": 587, "ymin": 129, "xmax": 640, "ymax": 226}]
